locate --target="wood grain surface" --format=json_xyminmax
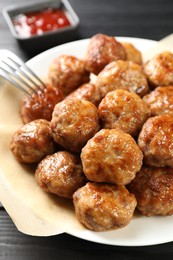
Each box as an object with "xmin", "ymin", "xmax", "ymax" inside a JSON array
[{"xmin": 1, "ymin": 0, "xmax": 173, "ymax": 259}]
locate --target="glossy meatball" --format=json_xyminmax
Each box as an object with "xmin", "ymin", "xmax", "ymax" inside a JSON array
[
  {"xmin": 96, "ymin": 60, "xmax": 149, "ymax": 99},
  {"xmin": 51, "ymin": 98, "xmax": 100, "ymax": 153},
  {"xmin": 20, "ymin": 84, "xmax": 64, "ymax": 124},
  {"xmin": 128, "ymin": 166, "xmax": 173, "ymax": 216},
  {"xmin": 65, "ymin": 82, "xmax": 102, "ymax": 106},
  {"xmin": 98, "ymin": 89, "xmax": 151, "ymax": 136},
  {"xmin": 143, "ymin": 51, "xmax": 173, "ymax": 88},
  {"xmin": 48, "ymin": 55, "xmax": 90, "ymax": 95},
  {"xmin": 10, "ymin": 119, "xmax": 55, "ymax": 163},
  {"xmin": 143, "ymin": 86, "xmax": 173, "ymax": 116},
  {"xmin": 81, "ymin": 129, "xmax": 143, "ymax": 185},
  {"xmin": 121, "ymin": 42, "xmax": 143, "ymax": 65},
  {"xmin": 73, "ymin": 182, "xmax": 137, "ymax": 231},
  {"xmin": 138, "ymin": 114, "xmax": 173, "ymax": 167},
  {"xmin": 35, "ymin": 151, "xmax": 86, "ymax": 199},
  {"xmin": 85, "ymin": 33, "xmax": 127, "ymax": 75}
]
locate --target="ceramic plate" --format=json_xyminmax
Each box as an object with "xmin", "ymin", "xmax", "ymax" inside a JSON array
[{"xmin": 2, "ymin": 37, "xmax": 173, "ymax": 247}]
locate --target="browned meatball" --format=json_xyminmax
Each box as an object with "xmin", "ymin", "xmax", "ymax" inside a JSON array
[
  {"xmin": 10, "ymin": 119, "xmax": 55, "ymax": 163},
  {"xmin": 81, "ymin": 129, "xmax": 143, "ymax": 185},
  {"xmin": 85, "ymin": 33, "xmax": 127, "ymax": 75},
  {"xmin": 143, "ymin": 51, "xmax": 173, "ymax": 88},
  {"xmin": 35, "ymin": 151, "xmax": 86, "ymax": 199},
  {"xmin": 121, "ymin": 42, "xmax": 143, "ymax": 65},
  {"xmin": 128, "ymin": 166, "xmax": 173, "ymax": 216},
  {"xmin": 73, "ymin": 182, "xmax": 137, "ymax": 231},
  {"xmin": 138, "ymin": 114, "xmax": 173, "ymax": 167},
  {"xmin": 20, "ymin": 84, "xmax": 64, "ymax": 124},
  {"xmin": 96, "ymin": 60, "xmax": 149, "ymax": 99},
  {"xmin": 51, "ymin": 98, "xmax": 100, "ymax": 153},
  {"xmin": 65, "ymin": 82, "xmax": 102, "ymax": 106},
  {"xmin": 143, "ymin": 86, "xmax": 173, "ymax": 116},
  {"xmin": 98, "ymin": 89, "xmax": 151, "ymax": 136},
  {"xmin": 48, "ymin": 55, "xmax": 90, "ymax": 95}
]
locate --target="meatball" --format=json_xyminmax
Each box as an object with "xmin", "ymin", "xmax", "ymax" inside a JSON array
[
  {"xmin": 10, "ymin": 119, "xmax": 55, "ymax": 163},
  {"xmin": 65, "ymin": 82, "xmax": 102, "ymax": 106},
  {"xmin": 73, "ymin": 182, "xmax": 137, "ymax": 231},
  {"xmin": 35, "ymin": 151, "xmax": 86, "ymax": 199},
  {"xmin": 20, "ymin": 83, "xmax": 64, "ymax": 124},
  {"xmin": 51, "ymin": 98, "xmax": 100, "ymax": 153},
  {"xmin": 128, "ymin": 166, "xmax": 173, "ymax": 216},
  {"xmin": 143, "ymin": 51, "xmax": 173, "ymax": 88},
  {"xmin": 48, "ymin": 55, "xmax": 90, "ymax": 95},
  {"xmin": 96, "ymin": 60, "xmax": 149, "ymax": 99},
  {"xmin": 81, "ymin": 129, "xmax": 143, "ymax": 185},
  {"xmin": 98, "ymin": 89, "xmax": 151, "ymax": 136},
  {"xmin": 138, "ymin": 114, "xmax": 173, "ymax": 167},
  {"xmin": 85, "ymin": 33, "xmax": 127, "ymax": 75},
  {"xmin": 121, "ymin": 42, "xmax": 143, "ymax": 65},
  {"xmin": 143, "ymin": 86, "xmax": 173, "ymax": 116}
]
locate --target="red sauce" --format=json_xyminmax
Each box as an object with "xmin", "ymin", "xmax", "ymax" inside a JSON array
[{"xmin": 13, "ymin": 8, "xmax": 71, "ymax": 37}]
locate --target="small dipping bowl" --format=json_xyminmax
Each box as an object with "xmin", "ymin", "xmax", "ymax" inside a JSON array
[{"xmin": 3, "ymin": 0, "xmax": 80, "ymax": 54}]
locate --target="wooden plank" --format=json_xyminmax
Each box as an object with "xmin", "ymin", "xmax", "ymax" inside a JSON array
[
  {"xmin": 1, "ymin": 0, "xmax": 173, "ymax": 258},
  {"xmin": 1, "ymin": 210, "xmax": 173, "ymax": 259},
  {"xmin": 1, "ymin": 210, "xmax": 173, "ymax": 260}
]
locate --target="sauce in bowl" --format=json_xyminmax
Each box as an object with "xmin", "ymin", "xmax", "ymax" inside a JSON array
[{"xmin": 13, "ymin": 8, "xmax": 71, "ymax": 37}]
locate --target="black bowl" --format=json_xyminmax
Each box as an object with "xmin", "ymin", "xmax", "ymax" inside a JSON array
[{"xmin": 3, "ymin": 0, "xmax": 80, "ymax": 54}]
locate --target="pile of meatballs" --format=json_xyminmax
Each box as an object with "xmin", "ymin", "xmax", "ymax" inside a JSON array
[{"xmin": 10, "ymin": 33, "xmax": 173, "ymax": 232}]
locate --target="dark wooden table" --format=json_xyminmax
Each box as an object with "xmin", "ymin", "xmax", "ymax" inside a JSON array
[{"xmin": 1, "ymin": 0, "xmax": 173, "ymax": 259}]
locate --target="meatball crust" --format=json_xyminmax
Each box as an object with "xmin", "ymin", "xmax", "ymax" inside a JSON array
[
  {"xmin": 96, "ymin": 60, "xmax": 149, "ymax": 99},
  {"xmin": 81, "ymin": 129, "xmax": 143, "ymax": 185},
  {"xmin": 48, "ymin": 55, "xmax": 90, "ymax": 95},
  {"xmin": 85, "ymin": 33, "xmax": 127, "ymax": 75},
  {"xmin": 128, "ymin": 166, "xmax": 173, "ymax": 216},
  {"xmin": 98, "ymin": 89, "xmax": 151, "ymax": 136},
  {"xmin": 65, "ymin": 83, "xmax": 102, "ymax": 106},
  {"xmin": 143, "ymin": 51, "xmax": 173, "ymax": 88},
  {"xmin": 138, "ymin": 114, "xmax": 173, "ymax": 167},
  {"xmin": 73, "ymin": 182, "xmax": 137, "ymax": 231},
  {"xmin": 143, "ymin": 86, "xmax": 173, "ymax": 116},
  {"xmin": 121, "ymin": 42, "xmax": 143, "ymax": 65},
  {"xmin": 10, "ymin": 119, "xmax": 55, "ymax": 163},
  {"xmin": 51, "ymin": 98, "xmax": 100, "ymax": 153},
  {"xmin": 20, "ymin": 84, "xmax": 64, "ymax": 124},
  {"xmin": 35, "ymin": 151, "xmax": 86, "ymax": 199}
]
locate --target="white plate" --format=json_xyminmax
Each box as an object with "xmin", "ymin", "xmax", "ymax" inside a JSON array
[{"xmin": 1, "ymin": 37, "xmax": 173, "ymax": 247}]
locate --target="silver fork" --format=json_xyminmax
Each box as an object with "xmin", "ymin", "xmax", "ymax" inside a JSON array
[{"xmin": 0, "ymin": 49, "xmax": 46, "ymax": 95}]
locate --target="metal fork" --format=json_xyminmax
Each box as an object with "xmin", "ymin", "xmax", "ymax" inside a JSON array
[{"xmin": 0, "ymin": 49, "xmax": 46, "ymax": 95}]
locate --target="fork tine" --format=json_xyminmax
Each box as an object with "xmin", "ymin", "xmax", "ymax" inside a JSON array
[
  {"xmin": 8, "ymin": 57, "xmax": 46, "ymax": 89},
  {"xmin": 17, "ymin": 67, "xmax": 42, "ymax": 90},
  {"xmin": 0, "ymin": 49, "xmax": 46, "ymax": 95},
  {"xmin": 2, "ymin": 61, "xmax": 37, "ymax": 94},
  {"xmin": 23, "ymin": 63, "xmax": 47, "ymax": 88},
  {"xmin": 3, "ymin": 60, "xmax": 41, "ymax": 91},
  {"xmin": 0, "ymin": 67, "xmax": 30, "ymax": 95}
]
